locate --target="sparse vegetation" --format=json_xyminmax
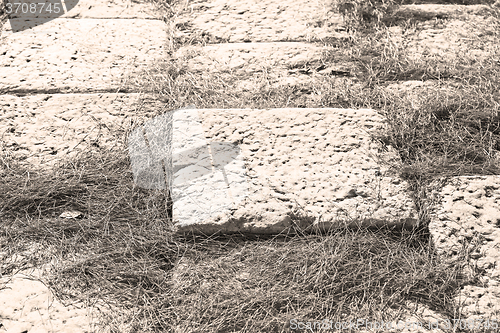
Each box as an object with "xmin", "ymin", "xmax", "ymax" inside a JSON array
[
  {"xmin": 0, "ymin": 151, "xmax": 482, "ymax": 332},
  {"xmin": 1, "ymin": 0, "xmax": 500, "ymax": 332}
]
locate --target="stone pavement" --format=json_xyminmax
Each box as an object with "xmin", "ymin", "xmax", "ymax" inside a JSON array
[
  {"xmin": 1, "ymin": 0, "xmax": 500, "ymax": 331},
  {"xmin": 429, "ymin": 176, "xmax": 500, "ymax": 322},
  {"xmin": 0, "ymin": 0, "xmax": 168, "ymax": 331},
  {"xmin": 1, "ymin": 0, "xmax": 168, "ymax": 165}
]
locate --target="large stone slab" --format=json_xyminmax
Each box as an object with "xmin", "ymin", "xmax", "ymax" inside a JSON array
[
  {"xmin": 0, "ymin": 93, "xmax": 164, "ymax": 167},
  {"xmin": 0, "ymin": 18, "xmax": 166, "ymax": 93},
  {"xmin": 171, "ymin": 42, "xmax": 355, "ymax": 103},
  {"xmin": 429, "ymin": 176, "xmax": 500, "ymax": 321},
  {"xmin": 152, "ymin": 108, "xmax": 417, "ymax": 234},
  {"xmin": 171, "ymin": 0, "xmax": 345, "ymax": 43},
  {"xmin": 4, "ymin": 0, "xmax": 160, "ymax": 33}
]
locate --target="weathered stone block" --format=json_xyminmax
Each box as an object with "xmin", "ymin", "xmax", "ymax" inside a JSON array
[
  {"xmin": 0, "ymin": 19, "xmax": 166, "ymax": 93},
  {"xmin": 61, "ymin": 0, "xmax": 160, "ymax": 19},
  {"xmin": 429, "ymin": 175, "xmax": 500, "ymax": 320},
  {"xmin": 0, "ymin": 93, "xmax": 163, "ymax": 167},
  {"xmin": 173, "ymin": 42, "xmax": 332, "ymax": 76},
  {"xmin": 171, "ymin": 0, "xmax": 344, "ymax": 42},
  {"xmin": 165, "ymin": 108, "xmax": 417, "ymax": 234}
]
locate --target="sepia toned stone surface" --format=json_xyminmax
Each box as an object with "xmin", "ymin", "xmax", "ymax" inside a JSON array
[
  {"xmin": 5, "ymin": 0, "xmax": 160, "ymax": 20},
  {"xmin": 1, "ymin": 0, "xmax": 500, "ymax": 329},
  {"xmin": 429, "ymin": 176, "xmax": 500, "ymax": 321},
  {"xmin": 0, "ymin": 19, "xmax": 166, "ymax": 93},
  {"xmin": 0, "ymin": 268, "xmax": 101, "ymax": 333},
  {"xmin": 170, "ymin": 0, "xmax": 345, "ymax": 43},
  {"xmin": 170, "ymin": 109, "xmax": 249, "ymax": 227},
  {"xmin": 5, "ymin": 0, "xmax": 161, "ymax": 33},
  {"xmin": 0, "ymin": 93, "xmax": 165, "ymax": 167},
  {"xmin": 125, "ymin": 107, "xmax": 417, "ymax": 234},
  {"xmin": 61, "ymin": 0, "xmax": 161, "ymax": 19},
  {"xmin": 171, "ymin": 108, "xmax": 417, "ymax": 234}
]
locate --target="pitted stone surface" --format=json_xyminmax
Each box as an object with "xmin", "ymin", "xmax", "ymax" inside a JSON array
[
  {"xmin": 61, "ymin": 0, "xmax": 161, "ymax": 19},
  {"xmin": 171, "ymin": 109, "xmax": 248, "ymax": 226},
  {"xmin": 0, "ymin": 269, "xmax": 101, "ymax": 333},
  {"xmin": 0, "ymin": 19, "xmax": 166, "ymax": 93},
  {"xmin": 429, "ymin": 176, "xmax": 500, "ymax": 320},
  {"xmin": 173, "ymin": 108, "xmax": 417, "ymax": 234},
  {"xmin": 171, "ymin": 0, "xmax": 345, "ymax": 43},
  {"xmin": 5, "ymin": 0, "xmax": 160, "ymax": 20},
  {"xmin": 170, "ymin": 42, "xmax": 354, "ymax": 101},
  {"xmin": 0, "ymin": 93, "xmax": 165, "ymax": 167},
  {"xmin": 1, "ymin": 0, "xmax": 498, "ymax": 328}
]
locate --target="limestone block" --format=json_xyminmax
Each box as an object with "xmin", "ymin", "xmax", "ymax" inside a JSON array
[
  {"xmin": 0, "ymin": 93, "xmax": 163, "ymax": 167},
  {"xmin": 171, "ymin": 0, "xmax": 344, "ymax": 42},
  {"xmin": 61, "ymin": 0, "xmax": 160, "ymax": 19},
  {"xmin": 172, "ymin": 42, "xmax": 354, "ymax": 104},
  {"xmin": 0, "ymin": 18, "xmax": 166, "ymax": 93},
  {"xmin": 429, "ymin": 176, "xmax": 500, "ymax": 272},
  {"xmin": 171, "ymin": 108, "xmax": 417, "ymax": 234},
  {"xmin": 5, "ymin": 0, "xmax": 159, "ymax": 23},
  {"xmin": 174, "ymin": 42, "xmax": 350, "ymax": 76},
  {"xmin": 429, "ymin": 176, "xmax": 500, "ymax": 319}
]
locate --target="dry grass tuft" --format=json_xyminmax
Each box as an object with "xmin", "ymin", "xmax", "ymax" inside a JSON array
[
  {"xmin": 158, "ymin": 228, "xmax": 474, "ymax": 332},
  {"xmin": 0, "ymin": 143, "xmax": 491, "ymax": 332},
  {"xmin": 0, "ymin": 154, "xmax": 479, "ymax": 330}
]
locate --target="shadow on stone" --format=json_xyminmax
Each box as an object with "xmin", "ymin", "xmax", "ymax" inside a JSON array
[{"xmin": 7, "ymin": 0, "xmax": 79, "ymax": 33}]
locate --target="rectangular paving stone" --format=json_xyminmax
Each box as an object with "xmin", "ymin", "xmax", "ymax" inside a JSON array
[
  {"xmin": 0, "ymin": 18, "xmax": 166, "ymax": 93},
  {"xmin": 5, "ymin": 0, "xmax": 160, "ymax": 20},
  {"xmin": 171, "ymin": 108, "xmax": 417, "ymax": 234},
  {"xmin": 428, "ymin": 175, "xmax": 500, "ymax": 320},
  {"xmin": 172, "ymin": 42, "xmax": 355, "ymax": 103},
  {"xmin": 0, "ymin": 93, "xmax": 164, "ymax": 167},
  {"xmin": 61, "ymin": 0, "xmax": 161, "ymax": 19},
  {"xmin": 171, "ymin": 0, "xmax": 345, "ymax": 43}
]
